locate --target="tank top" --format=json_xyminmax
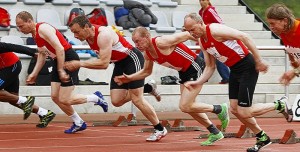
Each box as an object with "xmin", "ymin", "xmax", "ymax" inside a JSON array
[
  {"xmin": 281, "ymin": 20, "xmax": 300, "ymax": 61},
  {"xmin": 87, "ymin": 25, "xmax": 133, "ymax": 62},
  {"xmin": 200, "ymin": 24, "xmax": 249, "ymax": 67},
  {"xmin": 35, "ymin": 23, "xmax": 72, "ymax": 54},
  {"xmin": 0, "ymin": 52, "xmax": 19, "ymax": 69},
  {"xmin": 145, "ymin": 37, "xmax": 197, "ymax": 72}
]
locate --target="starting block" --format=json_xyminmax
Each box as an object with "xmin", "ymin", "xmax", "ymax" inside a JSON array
[
  {"xmin": 140, "ymin": 119, "xmax": 203, "ymax": 133},
  {"xmin": 196, "ymin": 125, "xmax": 255, "ymax": 139},
  {"xmin": 271, "ymin": 129, "xmax": 300, "ymax": 144},
  {"xmin": 93, "ymin": 114, "xmax": 151, "ymax": 127}
]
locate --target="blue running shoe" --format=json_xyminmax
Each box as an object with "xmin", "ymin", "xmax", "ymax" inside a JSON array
[
  {"xmin": 94, "ymin": 91, "xmax": 108, "ymax": 112},
  {"xmin": 64, "ymin": 122, "xmax": 87, "ymax": 134}
]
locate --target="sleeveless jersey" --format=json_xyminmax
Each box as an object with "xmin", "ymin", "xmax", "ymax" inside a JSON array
[
  {"xmin": 35, "ymin": 23, "xmax": 72, "ymax": 54},
  {"xmin": 200, "ymin": 24, "xmax": 249, "ymax": 67},
  {"xmin": 87, "ymin": 25, "xmax": 133, "ymax": 62},
  {"xmin": 145, "ymin": 37, "xmax": 197, "ymax": 72},
  {"xmin": 0, "ymin": 52, "xmax": 19, "ymax": 69},
  {"xmin": 280, "ymin": 20, "xmax": 300, "ymax": 61}
]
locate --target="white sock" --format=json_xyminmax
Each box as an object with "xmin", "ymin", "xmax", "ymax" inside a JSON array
[
  {"xmin": 17, "ymin": 96, "xmax": 27, "ymax": 105},
  {"xmin": 86, "ymin": 94, "xmax": 99, "ymax": 103},
  {"xmin": 70, "ymin": 112, "xmax": 84, "ymax": 126},
  {"xmin": 37, "ymin": 107, "xmax": 48, "ymax": 116}
]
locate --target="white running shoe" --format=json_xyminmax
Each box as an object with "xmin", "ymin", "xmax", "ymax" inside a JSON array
[
  {"xmin": 146, "ymin": 127, "xmax": 167, "ymax": 142},
  {"xmin": 147, "ymin": 79, "xmax": 161, "ymax": 102},
  {"xmin": 277, "ymin": 96, "xmax": 293, "ymax": 122}
]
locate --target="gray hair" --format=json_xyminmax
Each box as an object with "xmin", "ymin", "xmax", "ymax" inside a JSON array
[{"xmin": 184, "ymin": 13, "xmax": 204, "ymax": 24}]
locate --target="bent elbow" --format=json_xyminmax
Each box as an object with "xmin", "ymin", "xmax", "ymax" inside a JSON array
[{"xmin": 102, "ymin": 62, "xmax": 110, "ymax": 69}]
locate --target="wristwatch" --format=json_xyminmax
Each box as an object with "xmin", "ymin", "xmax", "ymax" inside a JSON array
[{"xmin": 293, "ymin": 68, "xmax": 300, "ymax": 77}]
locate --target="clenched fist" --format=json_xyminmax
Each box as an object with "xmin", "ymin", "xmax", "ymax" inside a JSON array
[{"xmin": 58, "ymin": 70, "xmax": 70, "ymax": 83}]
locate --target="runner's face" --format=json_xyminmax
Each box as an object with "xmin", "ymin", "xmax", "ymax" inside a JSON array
[
  {"xmin": 16, "ymin": 18, "xmax": 32, "ymax": 34},
  {"xmin": 132, "ymin": 34, "xmax": 148, "ymax": 52},
  {"xmin": 266, "ymin": 18, "xmax": 287, "ymax": 35},
  {"xmin": 200, "ymin": 0, "xmax": 210, "ymax": 9},
  {"xmin": 184, "ymin": 18, "xmax": 203, "ymax": 38},
  {"xmin": 70, "ymin": 23, "xmax": 87, "ymax": 41}
]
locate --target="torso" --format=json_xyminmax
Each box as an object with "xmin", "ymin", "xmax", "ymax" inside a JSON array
[
  {"xmin": 0, "ymin": 52, "xmax": 19, "ymax": 69},
  {"xmin": 199, "ymin": 6, "xmax": 223, "ymax": 24},
  {"xmin": 281, "ymin": 20, "xmax": 300, "ymax": 61},
  {"xmin": 87, "ymin": 25, "xmax": 133, "ymax": 62},
  {"xmin": 200, "ymin": 24, "xmax": 249, "ymax": 67},
  {"xmin": 145, "ymin": 37, "xmax": 197, "ymax": 72},
  {"xmin": 34, "ymin": 22, "xmax": 72, "ymax": 55}
]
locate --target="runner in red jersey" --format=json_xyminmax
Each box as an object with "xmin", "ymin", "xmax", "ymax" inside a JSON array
[
  {"xmin": 16, "ymin": 11, "xmax": 108, "ymax": 134},
  {"xmin": 184, "ymin": 13, "xmax": 290, "ymax": 152},
  {"xmin": 266, "ymin": 3, "xmax": 300, "ymax": 87},
  {"xmin": 114, "ymin": 27, "xmax": 230, "ymax": 146},
  {"xmin": 67, "ymin": 16, "xmax": 167, "ymax": 142},
  {"xmin": 0, "ymin": 42, "xmax": 56, "ymax": 128},
  {"xmin": 198, "ymin": 0, "xmax": 230, "ymax": 84}
]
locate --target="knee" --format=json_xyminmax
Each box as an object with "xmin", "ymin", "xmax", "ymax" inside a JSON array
[
  {"xmin": 51, "ymin": 95, "xmax": 59, "ymax": 103},
  {"xmin": 179, "ymin": 104, "xmax": 192, "ymax": 113},
  {"xmin": 111, "ymin": 100, "xmax": 124, "ymax": 107},
  {"xmin": 236, "ymin": 109, "xmax": 252, "ymax": 119},
  {"xmin": 230, "ymin": 107, "xmax": 238, "ymax": 115}
]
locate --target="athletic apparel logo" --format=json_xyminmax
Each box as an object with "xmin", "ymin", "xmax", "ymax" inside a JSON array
[{"xmin": 0, "ymin": 78, "xmax": 4, "ymax": 86}]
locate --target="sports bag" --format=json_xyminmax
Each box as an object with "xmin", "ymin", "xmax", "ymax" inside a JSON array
[
  {"xmin": 86, "ymin": 8, "xmax": 108, "ymax": 26},
  {"xmin": 0, "ymin": 7, "xmax": 10, "ymax": 27},
  {"xmin": 67, "ymin": 8, "xmax": 85, "ymax": 25}
]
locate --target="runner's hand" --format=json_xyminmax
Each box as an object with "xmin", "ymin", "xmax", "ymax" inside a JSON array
[
  {"xmin": 114, "ymin": 74, "xmax": 130, "ymax": 85},
  {"xmin": 58, "ymin": 70, "xmax": 70, "ymax": 83}
]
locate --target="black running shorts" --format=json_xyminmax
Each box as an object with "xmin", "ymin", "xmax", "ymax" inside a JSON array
[
  {"xmin": 52, "ymin": 48, "xmax": 79, "ymax": 87},
  {"xmin": 110, "ymin": 47, "xmax": 145, "ymax": 90},
  {"xmin": 0, "ymin": 60, "xmax": 21, "ymax": 93},
  {"xmin": 229, "ymin": 54, "xmax": 258, "ymax": 107},
  {"xmin": 178, "ymin": 56, "xmax": 205, "ymax": 84}
]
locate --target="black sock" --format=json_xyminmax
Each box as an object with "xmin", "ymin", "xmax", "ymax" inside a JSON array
[
  {"xmin": 207, "ymin": 124, "xmax": 220, "ymax": 134},
  {"xmin": 256, "ymin": 130, "xmax": 264, "ymax": 138},
  {"xmin": 144, "ymin": 83, "xmax": 152, "ymax": 93},
  {"xmin": 212, "ymin": 105, "xmax": 222, "ymax": 114},
  {"xmin": 154, "ymin": 123, "xmax": 164, "ymax": 131},
  {"xmin": 275, "ymin": 101, "xmax": 282, "ymax": 111}
]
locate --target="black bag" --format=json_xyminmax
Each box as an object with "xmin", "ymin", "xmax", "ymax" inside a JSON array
[
  {"xmin": 160, "ymin": 76, "xmax": 180, "ymax": 85},
  {"xmin": 27, "ymin": 56, "xmax": 53, "ymax": 86}
]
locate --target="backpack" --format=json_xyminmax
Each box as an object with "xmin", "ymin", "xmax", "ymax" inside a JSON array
[
  {"xmin": 86, "ymin": 8, "xmax": 108, "ymax": 26},
  {"xmin": 67, "ymin": 8, "xmax": 85, "ymax": 26},
  {"xmin": 27, "ymin": 56, "xmax": 54, "ymax": 86},
  {"xmin": 0, "ymin": 7, "xmax": 10, "ymax": 27}
]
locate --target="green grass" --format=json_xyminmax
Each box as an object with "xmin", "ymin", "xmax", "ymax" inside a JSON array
[{"xmin": 243, "ymin": 0, "xmax": 300, "ymax": 21}]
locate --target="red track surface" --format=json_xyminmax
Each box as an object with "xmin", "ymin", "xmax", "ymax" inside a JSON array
[{"xmin": 0, "ymin": 113, "xmax": 299, "ymax": 152}]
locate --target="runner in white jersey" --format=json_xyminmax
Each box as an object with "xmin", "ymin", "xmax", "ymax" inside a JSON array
[{"xmin": 183, "ymin": 13, "xmax": 290, "ymax": 152}]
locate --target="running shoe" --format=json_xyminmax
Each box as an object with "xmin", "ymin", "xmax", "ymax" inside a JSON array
[
  {"xmin": 275, "ymin": 96, "xmax": 293, "ymax": 122},
  {"xmin": 217, "ymin": 103, "xmax": 230, "ymax": 131},
  {"xmin": 64, "ymin": 122, "xmax": 87, "ymax": 134},
  {"xmin": 200, "ymin": 131, "xmax": 224, "ymax": 146},
  {"xmin": 94, "ymin": 91, "xmax": 108, "ymax": 112},
  {"xmin": 21, "ymin": 96, "xmax": 35, "ymax": 120},
  {"xmin": 146, "ymin": 127, "xmax": 167, "ymax": 142},
  {"xmin": 147, "ymin": 79, "xmax": 161, "ymax": 102},
  {"xmin": 247, "ymin": 132, "xmax": 271, "ymax": 152},
  {"xmin": 36, "ymin": 110, "xmax": 56, "ymax": 128}
]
